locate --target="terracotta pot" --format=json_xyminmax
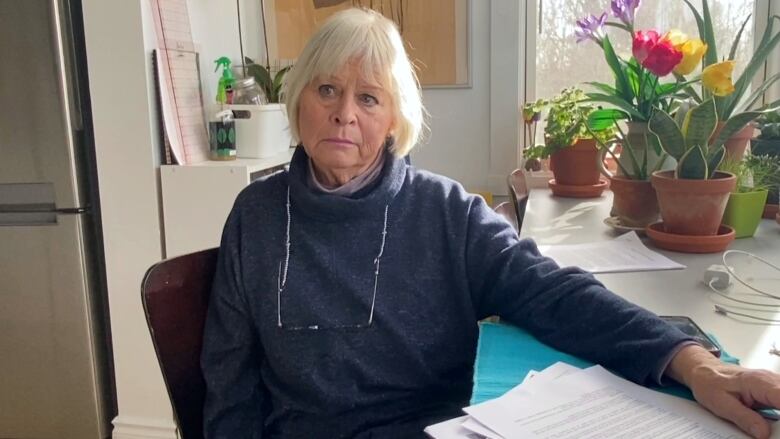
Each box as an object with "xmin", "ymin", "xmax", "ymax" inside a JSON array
[
  {"xmin": 609, "ymin": 177, "xmax": 659, "ymax": 228},
  {"xmin": 651, "ymin": 170, "xmax": 736, "ymax": 236},
  {"xmin": 549, "ymin": 138, "xmax": 600, "ymax": 186},
  {"xmin": 711, "ymin": 122, "xmax": 755, "ymax": 161}
]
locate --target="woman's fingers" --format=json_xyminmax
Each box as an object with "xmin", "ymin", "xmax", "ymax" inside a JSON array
[
  {"xmin": 700, "ymin": 390, "xmax": 770, "ymax": 439},
  {"xmin": 743, "ymin": 370, "xmax": 780, "ymax": 410}
]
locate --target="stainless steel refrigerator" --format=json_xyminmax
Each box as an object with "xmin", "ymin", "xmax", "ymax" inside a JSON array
[{"xmin": 0, "ymin": 0, "xmax": 115, "ymax": 437}]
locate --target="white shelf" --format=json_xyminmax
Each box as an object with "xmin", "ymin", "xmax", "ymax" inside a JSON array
[
  {"xmin": 186, "ymin": 148, "xmax": 295, "ymax": 173},
  {"xmin": 160, "ymin": 147, "xmax": 294, "ymax": 258}
]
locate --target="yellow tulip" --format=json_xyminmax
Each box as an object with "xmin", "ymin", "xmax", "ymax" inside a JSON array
[
  {"xmin": 702, "ymin": 60, "xmax": 736, "ymax": 96},
  {"xmin": 662, "ymin": 29, "xmax": 688, "ymax": 46},
  {"xmin": 673, "ymin": 39, "xmax": 708, "ymax": 75}
]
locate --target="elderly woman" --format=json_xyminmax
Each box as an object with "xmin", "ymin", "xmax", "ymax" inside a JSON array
[{"xmin": 202, "ymin": 8, "xmax": 780, "ymax": 439}]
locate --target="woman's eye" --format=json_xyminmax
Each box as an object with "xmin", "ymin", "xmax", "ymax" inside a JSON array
[
  {"xmin": 318, "ymin": 84, "xmax": 336, "ymax": 97},
  {"xmin": 359, "ymin": 94, "xmax": 378, "ymax": 106}
]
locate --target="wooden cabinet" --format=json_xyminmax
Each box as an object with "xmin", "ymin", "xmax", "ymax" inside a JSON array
[{"xmin": 160, "ymin": 148, "xmax": 294, "ymax": 257}]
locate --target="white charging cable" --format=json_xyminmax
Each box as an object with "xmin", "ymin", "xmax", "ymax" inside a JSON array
[
  {"xmin": 705, "ymin": 250, "xmax": 780, "ymax": 323},
  {"xmin": 722, "ymin": 250, "xmax": 780, "ymax": 300},
  {"xmin": 707, "ymin": 279, "xmax": 780, "ymax": 307}
]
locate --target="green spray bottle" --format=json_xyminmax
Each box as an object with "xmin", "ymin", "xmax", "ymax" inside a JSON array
[{"xmin": 214, "ymin": 57, "xmax": 235, "ymax": 104}]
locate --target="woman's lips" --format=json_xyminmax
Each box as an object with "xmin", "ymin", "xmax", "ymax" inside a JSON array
[{"xmin": 323, "ymin": 138, "xmax": 356, "ymax": 146}]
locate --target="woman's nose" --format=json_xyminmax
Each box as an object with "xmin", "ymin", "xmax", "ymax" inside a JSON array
[{"xmin": 330, "ymin": 96, "xmax": 357, "ymax": 125}]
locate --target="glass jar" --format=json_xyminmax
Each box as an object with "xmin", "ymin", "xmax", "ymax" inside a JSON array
[{"xmin": 232, "ymin": 77, "xmax": 266, "ymax": 105}]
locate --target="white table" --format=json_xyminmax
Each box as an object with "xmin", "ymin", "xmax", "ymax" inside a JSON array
[{"xmin": 522, "ymin": 189, "xmax": 780, "ymax": 372}]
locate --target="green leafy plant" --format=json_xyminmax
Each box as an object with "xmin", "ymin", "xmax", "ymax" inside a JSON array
[
  {"xmin": 680, "ymin": 1, "xmax": 780, "ymax": 121},
  {"xmin": 244, "ymin": 56, "xmax": 291, "ymax": 104},
  {"xmin": 718, "ymin": 154, "xmax": 780, "ymax": 193},
  {"xmin": 523, "ymin": 88, "xmax": 615, "ymax": 160},
  {"xmin": 756, "ymin": 110, "xmax": 780, "ymax": 140},
  {"xmin": 521, "ymin": 98, "xmax": 548, "ymax": 171},
  {"xmin": 648, "ymin": 98, "xmax": 725, "ymax": 179}
]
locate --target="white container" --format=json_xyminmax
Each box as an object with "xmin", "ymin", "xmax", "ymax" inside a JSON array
[{"xmin": 226, "ymin": 104, "xmax": 292, "ymax": 158}]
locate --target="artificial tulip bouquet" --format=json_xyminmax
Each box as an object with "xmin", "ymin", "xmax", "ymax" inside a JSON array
[
  {"xmin": 577, "ymin": 0, "xmax": 780, "ymax": 180},
  {"xmin": 575, "ymin": 0, "xmax": 708, "ymax": 127}
]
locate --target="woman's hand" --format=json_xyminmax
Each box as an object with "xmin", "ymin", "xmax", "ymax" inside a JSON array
[{"xmin": 666, "ymin": 344, "xmax": 780, "ymax": 439}]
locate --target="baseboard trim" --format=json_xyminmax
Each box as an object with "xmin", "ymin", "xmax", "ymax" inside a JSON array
[{"xmin": 112, "ymin": 415, "xmax": 178, "ymax": 439}]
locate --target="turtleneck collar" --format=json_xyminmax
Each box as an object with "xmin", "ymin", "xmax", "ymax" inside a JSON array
[
  {"xmin": 307, "ymin": 150, "xmax": 387, "ymax": 196},
  {"xmin": 287, "ymin": 145, "xmax": 407, "ymax": 221}
]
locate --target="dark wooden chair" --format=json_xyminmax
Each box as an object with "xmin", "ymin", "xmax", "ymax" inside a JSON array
[
  {"xmin": 507, "ymin": 169, "xmax": 529, "ymax": 232},
  {"xmin": 141, "ymin": 248, "xmax": 219, "ymax": 439}
]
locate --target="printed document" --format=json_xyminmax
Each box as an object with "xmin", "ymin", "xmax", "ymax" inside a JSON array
[
  {"xmin": 425, "ymin": 362, "xmax": 755, "ymax": 439},
  {"xmin": 537, "ymin": 231, "xmax": 685, "ymax": 273}
]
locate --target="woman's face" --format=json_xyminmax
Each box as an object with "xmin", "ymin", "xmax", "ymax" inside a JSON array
[{"xmin": 297, "ymin": 61, "xmax": 396, "ymax": 184}]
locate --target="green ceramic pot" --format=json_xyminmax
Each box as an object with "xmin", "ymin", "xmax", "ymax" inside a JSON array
[{"xmin": 721, "ymin": 190, "xmax": 769, "ymax": 238}]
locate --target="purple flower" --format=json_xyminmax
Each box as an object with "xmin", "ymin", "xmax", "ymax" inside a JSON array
[
  {"xmin": 611, "ymin": 0, "xmax": 641, "ymax": 27},
  {"xmin": 575, "ymin": 12, "xmax": 608, "ymax": 44}
]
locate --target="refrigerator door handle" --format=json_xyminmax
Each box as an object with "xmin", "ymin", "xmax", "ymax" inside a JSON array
[
  {"xmin": 0, "ymin": 182, "xmax": 87, "ymax": 225},
  {"xmin": 57, "ymin": 207, "xmax": 89, "ymax": 214}
]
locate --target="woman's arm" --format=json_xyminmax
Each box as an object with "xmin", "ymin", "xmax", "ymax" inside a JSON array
[
  {"xmin": 461, "ymin": 195, "xmax": 694, "ymax": 384},
  {"xmin": 201, "ymin": 208, "xmax": 265, "ymax": 439}
]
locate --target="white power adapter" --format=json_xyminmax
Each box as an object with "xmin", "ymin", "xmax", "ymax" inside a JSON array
[{"xmin": 703, "ymin": 264, "xmax": 732, "ymax": 290}]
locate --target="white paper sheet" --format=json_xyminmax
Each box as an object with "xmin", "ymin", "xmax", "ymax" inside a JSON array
[
  {"xmin": 460, "ymin": 417, "xmax": 504, "ymax": 439},
  {"xmin": 424, "ymin": 415, "xmax": 483, "ymax": 438},
  {"xmin": 464, "ymin": 365, "xmax": 747, "ymax": 439},
  {"xmin": 537, "ymin": 231, "xmax": 685, "ymax": 273}
]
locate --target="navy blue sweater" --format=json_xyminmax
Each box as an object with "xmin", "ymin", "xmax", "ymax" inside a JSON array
[{"xmin": 201, "ymin": 146, "xmax": 693, "ymax": 438}]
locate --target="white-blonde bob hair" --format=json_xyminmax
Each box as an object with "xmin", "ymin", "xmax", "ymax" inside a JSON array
[{"xmin": 283, "ymin": 8, "xmax": 424, "ymax": 157}]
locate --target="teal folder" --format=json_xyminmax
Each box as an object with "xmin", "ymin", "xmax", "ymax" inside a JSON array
[{"xmin": 471, "ymin": 321, "xmax": 739, "ymax": 405}]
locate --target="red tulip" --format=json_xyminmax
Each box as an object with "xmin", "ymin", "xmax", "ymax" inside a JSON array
[
  {"xmin": 632, "ymin": 30, "xmax": 659, "ymax": 63},
  {"xmin": 632, "ymin": 30, "xmax": 682, "ymax": 76},
  {"xmin": 642, "ymin": 37, "xmax": 682, "ymax": 76}
]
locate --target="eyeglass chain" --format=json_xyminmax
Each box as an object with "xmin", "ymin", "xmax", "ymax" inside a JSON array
[{"xmin": 276, "ymin": 186, "xmax": 389, "ymax": 327}]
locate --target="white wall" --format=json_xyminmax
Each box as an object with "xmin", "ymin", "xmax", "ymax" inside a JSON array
[
  {"xmin": 82, "ymin": 0, "xmax": 176, "ymax": 437},
  {"xmin": 412, "ymin": 1, "xmax": 522, "ymax": 196}
]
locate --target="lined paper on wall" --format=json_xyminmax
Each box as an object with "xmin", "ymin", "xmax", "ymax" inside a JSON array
[{"xmin": 149, "ymin": 0, "xmax": 208, "ymax": 164}]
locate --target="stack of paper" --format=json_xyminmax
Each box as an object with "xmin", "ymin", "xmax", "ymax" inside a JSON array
[
  {"xmin": 425, "ymin": 362, "xmax": 749, "ymax": 439},
  {"xmin": 537, "ymin": 232, "xmax": 685, "ymax": 273}
]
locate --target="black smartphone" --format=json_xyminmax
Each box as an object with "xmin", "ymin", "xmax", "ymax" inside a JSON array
[{"xmin": 660, "ymin": 315, "xmax": 722, "ymax": 358}]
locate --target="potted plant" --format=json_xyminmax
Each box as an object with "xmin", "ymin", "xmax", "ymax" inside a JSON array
[
  {"xmin": 223, "ymin": 0, "xmax": 294, "ymax": 159},
  {"xmin": 678, "ymin": 0, "xmax": 780, "ymax": 160},
  {"xmin": 719, "ymin": 155, "xmax": 780, "ymax": 238},
  {"xmin": 575, "ymin": 2, "xmax": 703, "ymax": 176},
  {"xmin": 751, "ymin": 111, "xmax": 780, "ymax": 217},
  {"xmin": 225, "ymin": 57, "xmax": 293, "ymax": 159},
  {"xmin": 589, "ymin": 119, "xmax": 664, "ymax": 229},
  {"xmin": 647, "ymin": 98, "xmax": 736, "ymax": 252},
  {"xmin": 523, "ymin": 88, "xmax": 615, "ymax": 197}
]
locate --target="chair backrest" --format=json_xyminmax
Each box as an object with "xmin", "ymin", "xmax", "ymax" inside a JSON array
[
  {"xmin": 507, "ymin": 169, "xmax": 529, "ymax": 232},
  {"xmin": 141, "ymin": 248, "xmax": 219, "ymax": 439},
  {"xmin": 494, "ymin": 201, "xmax": 519, "ymax": 232}
]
